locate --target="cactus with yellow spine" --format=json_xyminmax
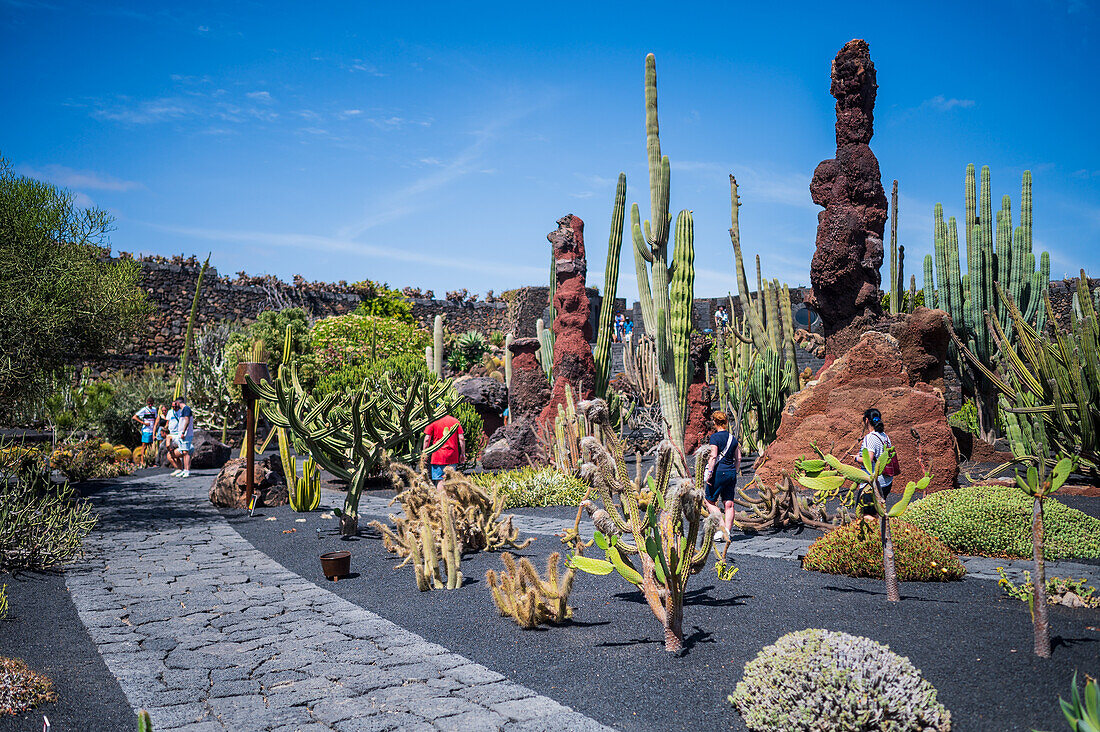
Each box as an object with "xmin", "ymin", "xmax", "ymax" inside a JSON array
[{"xmin": 487, "ymin": 552, "xmax": 575, "ymax": 628}]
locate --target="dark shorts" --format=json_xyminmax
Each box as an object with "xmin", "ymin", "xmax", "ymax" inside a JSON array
[
  {"xmin": 706, "ymin": 465, "xmax": 738, "ymax": 504},
  {"xmin": 857, "ymin": 481, "xmax": 892, "ymax": 512}
]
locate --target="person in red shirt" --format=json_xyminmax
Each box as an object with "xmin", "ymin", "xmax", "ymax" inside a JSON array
[{"xmin": 423, "ymin": 414, "xmax": 465, "ymax": 489}]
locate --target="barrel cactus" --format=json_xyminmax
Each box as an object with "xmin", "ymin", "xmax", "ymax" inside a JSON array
[{"xmin": 730, "ymin": 628, "xmax": 952, "ymax": 731}]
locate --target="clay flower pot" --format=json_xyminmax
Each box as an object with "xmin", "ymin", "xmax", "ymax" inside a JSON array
[{"xmin": 320, "ymin": 550, "xmax": 351, "ymax": 581}]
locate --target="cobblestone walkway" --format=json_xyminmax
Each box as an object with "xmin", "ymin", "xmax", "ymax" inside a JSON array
[
  {"xmin": 67, "ymin": 473, "xmax": 612, "ymax": 732},
  {"xmin": 330, "ymin": 491, "xmax": 1099, "ymax": 585}
]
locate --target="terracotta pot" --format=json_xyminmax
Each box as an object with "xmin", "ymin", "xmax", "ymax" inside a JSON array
[{"xmin": 320, "ymin": 550, "xmax": 351, "ymax": 581}]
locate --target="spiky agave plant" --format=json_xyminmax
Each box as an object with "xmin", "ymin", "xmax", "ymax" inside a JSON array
[{"xmin": 566, "ymin": 399, "xmax": 719, "ymax": 653}]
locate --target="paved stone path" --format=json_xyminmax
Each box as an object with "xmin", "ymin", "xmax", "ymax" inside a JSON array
[
  {"xmin": 329, "ymin": 491, "xmax": 1099, "ymax": 585},
  {"xmin": 67, "ymin": 473, "xmax": 612, "ymax": 732}
]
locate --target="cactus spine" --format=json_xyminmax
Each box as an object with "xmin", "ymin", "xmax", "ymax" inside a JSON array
[
  {"xmin": 487, "ymin": 552, "xmax": 575, "ymax": 628},
  {"xmin": 594, "ymin": 173, "xmax": 627, "ymax": 399},
  {"xmin": 933, "ymin": 165, "xmax": 1051, "ymax": 442},
  {"xmin": 630, "ymin": 54, "xmax": 694, "ymax": 455}
]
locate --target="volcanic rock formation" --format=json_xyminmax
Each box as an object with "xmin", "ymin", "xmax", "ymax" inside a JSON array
[
  {"xmin": 807, "ymin": 39, "xmax": 888, "ymax": 352},
  {"xmin": 481, "ymin": 337, "xmax": 550, "ymax": 469},
  {"xmin": 755, "ymin": 330, "xmax": 957, "ymax": 494},
  {"xmin": 209, "ymin": 455, "xmax": 288, "ymax": 508},
  {"xmin": 540, "ymin": 214, "xmax": 596, "ymax": 424},
  {"xmin": 682, "ymin": 333, "xmax": 713, "ymax": 456}
]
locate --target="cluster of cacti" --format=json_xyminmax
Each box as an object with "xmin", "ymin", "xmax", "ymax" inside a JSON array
[
  {"xmin": 593, "ymin": 172, "xmax": 627, "ymax": 401},
  {"xmin": 887, "ymin": 180, "xmax": 905, "ymax": 315},
  {"xmin": 382, "ymin": 490, "xmax": 462, "ymax": 591},
  {"xmin": 627, "ymin": 54, "xmax": 696, "ymax": 456},
  {"xmin": 539, "ymin": 384, "xmax": 593, "ymax": 475},
  {"xmin": 931, "ymin": 165, "xmax": 1051, "ymax": 441},
  {"xmin": 731, "ymin": 474, "xmax": 840, "ymax": 532},
  {"xmin": 566, "ymin": 398, "xmax": 719, "ymax": 653},
  {"xmin": 248, "ymin": 360, "xmax": 459, "ymax": 536},
  {"xmin": 369, "ymin": 461, "xmax": 532, "ymax": 558},
  {"xmin": 951, "ymin": 276, "xmax": 1099, "ymax": 474},
  {"xmin": 486, "ymin": 551, "xmax": 575, "ymax": 628},
  {"xmin": 622, "ymin": 333, "xmax": 659, "ymax": 407},
  {"xmin": 796, "ymin": 448, "xmax": 930, "ymax": 602},
  {"xmin": 272, "ymin": 325, "xmax": 320, "ymax": 512}
]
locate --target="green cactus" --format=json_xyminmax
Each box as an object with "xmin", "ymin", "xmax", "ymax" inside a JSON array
[
  {"xmin": 933, "ymin": 165, "xmax": 1051, "ymax": 442},
  {"xmin": 137, "ymin": 710, "xmax": 153, "ymax": 732},
  {"xmin": 888, "ymin": 180, "xmax": 904, "ymax": 315},
  {"xmin": 569, "ymin": 407, "xmax": 719, "ymax": 653},
  {"xmin": 922, "ymin": 254, "xmax": 934, "ymax": 309},
  {"xmin": 594, "ymin": 172, "xmax": 627, "ymax": 400},
  {"xmin": 796, "ymin": 448, "xmax": 932, "ymax": 603},
  {"xmin": 248, "ymin": 361, "xmax": 458, "ymax": 536},
  {"xmin": 630, "ymin": 53, "xmax": 695, "ymax": 456},
  {"xmin": 174, "ymin": 253, "xmax": 210, "ymax": 400},
  {"xmin": 535, "ymin": 317, "xmax": 553, "ymax": 382}
]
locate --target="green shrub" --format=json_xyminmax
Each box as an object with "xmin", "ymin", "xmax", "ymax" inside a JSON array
[
  {"xmin": 310, "ymin": 313, "xmax": 430, "ymax": 371},
  {"xmin": 803, "ymin": 519, "xmax": 965, "ymax": 581},
  {"xmin": 48, "ymin": 439, "xmax": 134, "ymax": 483},
  {"xmin": 904, "ymin": 485, "xmax": 1100, "ymax": 560},
  {"xmin": 730, "ymin": 628, "xmax": 952, "ymax": 732},
  {"xmin": 1, "ymin": 449, "xmax": 97, "ymax": 570},
  {"xmin": 352, "ymin": 280, "xmax": 414, "ymax": 323},
  {"xmin": 0, "ymin": 656, "xmax": 56, "ymax": 715},
  {"xmin": 472, "ymin": 467, "xmax": 586, "ymax": 509},
  {"xmin": 947, "ymin": 399, "xmax": 979, "ymax": 435}
]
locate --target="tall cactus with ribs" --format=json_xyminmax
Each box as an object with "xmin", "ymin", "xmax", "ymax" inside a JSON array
[
  {"xmin": 593, "ymin": 172, "xmax": 627, "ymax": 400},
  {"xmin": 933, "ymin": 165, "xmax": 1050, "ymax": 443},
  {"xmin": 248, "ymin": 363, "xmax": 458, "ymax": 536},
  {"xmin": 631, "ymin": 53, "xmax": 695, "ymax": 456}
]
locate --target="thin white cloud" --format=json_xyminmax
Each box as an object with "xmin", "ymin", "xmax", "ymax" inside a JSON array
[
  {"xmin": 349, "ymin": 60, "xmax": 385, "ymax": 77},
  {"xmin": 246, "ymin": 90, "xmax": 273, "ymax": 103},
  {"xmin": 71, "ymin": 191, "xmax": 95, "ymax": 208},
  {"xmin": 18, "ymin": 163, "xmax": 142, "ymax": 191},
  {"xmin": 922, "ymin": 95, "xmax": 976, "ymax": 111},
  {"xmin": 135, "ymin": 221, "xmax": 545, "ymax": 280},
  {"xmin": 197, "ymin": 24, "xmax": 210, "ymax": 32},
  {"xmin": 341, "ymin": 109, "xmax": 362, "ymax": 117}
]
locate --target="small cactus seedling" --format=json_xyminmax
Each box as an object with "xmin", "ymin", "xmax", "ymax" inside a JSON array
[
  {"xmin": 137, "ymin": 710, "xmax": 153, "ymax": 732},
  {"xmin": 487, "ymin": 552, "xmax": 575, "ymax": 628}
]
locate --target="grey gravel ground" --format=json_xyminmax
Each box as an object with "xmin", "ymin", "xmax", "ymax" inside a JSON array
[{"xmin": 63, "ymin": 470, "xmax": 612, "ymax": 732}]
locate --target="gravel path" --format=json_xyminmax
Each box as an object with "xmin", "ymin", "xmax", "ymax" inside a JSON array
[{"xmin": 65, "ymin": 471, "xmax": 611, "ymax": 732}]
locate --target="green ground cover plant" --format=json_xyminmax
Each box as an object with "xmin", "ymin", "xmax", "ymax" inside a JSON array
[
  {"xmin": 472, "ymin": 467, "xmax": 586, "ymax": 509},
  {"xmin": 0, "ymin": 657, "xmax": 56, "ymax": 716},
  {"xmin": 729, "ymin": 628, "xmax": 952, "ymax": 732},
  {"xmin": 904, "ymin": 485, "xmax": 1100, "ymax": 560},
  {"xmin": 802, "ymin": 519, "xmax": 966, "ymax": 581},
  {"xmin": 310, "ymin": 312, "xmax": 430, "ymax": 371}
]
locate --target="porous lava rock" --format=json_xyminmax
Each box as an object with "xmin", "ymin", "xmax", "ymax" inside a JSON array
[
  {"xmin": 755, "ymin": 331, "xmax": 957, "ymax": 494},
  {"xmin": 682, "ymin": 333, "xmax": 713, "ymax": 456},
  {"xmin": 189, "ymin": 428, "xmax": 232, "ymax": 470},
  {"xmin": 807, "ymin": 39, "xmax": 888, "ymax": 352},
  {"xmin": 540, "ymin": 214, "xmax": 596, "ymax": 424},
  {"xmin": 481, "ymin": 337, "xmax": 549, "ymax": 469},
  {"xmin": 454, "ymin": 375, "xmax": 509, "ymax": 437},
  {"xmin": 209, "ymin": 455, "xmax": 288, "ymax": 508},
  {"xmin": 889, "ymin": 307, "xmax": 950, "ymax": 390}
]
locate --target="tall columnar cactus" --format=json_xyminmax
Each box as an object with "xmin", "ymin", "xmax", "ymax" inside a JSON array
[
  {"xmin": 923, "ymin": 254, "xmax": 935, "ymax": 309},
  {"xmin": 933, "ymin": 165, "xmax": 1051, "ymax": 442},
  {"xmin": 568, "ymin": 399, "xmax": 719, "ymax": 653},
  {"xmin": 951, "ymin": 276, "xmax": 1099, "ymax": 475},
  {"xmin": 432, "ymin": 315, "xmax": 444, "ymax": 376},
  {"xmin": 629, "ymin": 55, "xmax": 695, "ymax": 455},
  {"xmin": 175, "ymin": 253, "xmax": 211, "ymax": 400},
  {"xmin": 535, "ymin": 318, "xmax": 553, "ymax": 382},
  {"xmin": 249, "ymin": 361, "xmax": 458, "ymax": 536},
  {"xmin": 594, "ymin": 173, "xmax": 627, "ymax": 400},
  {"xmin": 503, "ymin": 332, "xmax": 513, "ymax": 388},
  {"xmin": 888, "ymin": 180, "xmax": 903, "ymax": 315}
]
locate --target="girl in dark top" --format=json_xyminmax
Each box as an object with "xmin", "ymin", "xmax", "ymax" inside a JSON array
[{"xmin": 703, "ymin": 411, "xmax": 741, "ymax": 541}]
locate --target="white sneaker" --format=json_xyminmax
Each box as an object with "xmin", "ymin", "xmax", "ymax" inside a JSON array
[
  {"xmin": 715, "ymin": 531, "xmax": 727, "ymax": 543},
  {"xmin": 180, "ymin": 470, "xmax": 190, "ymax": 478},
  {"xmin": 170, "ymin": 469, "xmax": 183, "ymax": 476}
]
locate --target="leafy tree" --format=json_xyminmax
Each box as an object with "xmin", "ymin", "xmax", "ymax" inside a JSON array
[
  {"xmin": 0, "ymin": 156, "xmax": 149, "ymax": 420},
  {"xmin": 352, "ymin": 279, "xmax": 414, "ymax": 323}
]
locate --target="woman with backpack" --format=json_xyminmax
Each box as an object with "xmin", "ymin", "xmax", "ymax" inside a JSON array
[
  {"xmin": 703, "ymin": 410, "xmax": 741, "ymax": 541},
  {"xmin": 858, "ymin": 408, "xmax": 896, "ymax": 513}
]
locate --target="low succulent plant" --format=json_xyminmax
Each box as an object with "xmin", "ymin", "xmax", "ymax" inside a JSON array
[
  {"xmin": 730, "ymin": 629, "xmax": 952, "ymax": 731},
  {"xmin": 803, "ymin": 519, "xmax": 965, "ymax": 582}
]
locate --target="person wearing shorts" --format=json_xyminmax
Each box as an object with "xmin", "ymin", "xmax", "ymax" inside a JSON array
[
  {"xmin": 856, "ymin": 407, "xmax": 894, "ymax": 514},
  {"xmin": 170, "ymin": 397, "xmax": 194, "ymax": 478},
  {"xmin": 423, "ymin": 414, "xmax": 465, "ymax": 490},
  {"xmin": 703, "ymin": 410, "xmax": 741, "ymax": 542},
  {"xmin": 132, "ymin": 397, "xmax": 157, "ymax": 464}
]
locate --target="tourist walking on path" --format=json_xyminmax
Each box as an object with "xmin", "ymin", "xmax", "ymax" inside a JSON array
[
  {"xmin": 169, "ymin": 397, "xmax": 194, "ymax": 478},
  {"xmin": 623, "ymin": 317, "xmax": 633, "ymax": 342},
  {"xmin": 714, "ymin": 305, "xmax": 730, "ymax": 333},
  {"xmin": 702, "ymin": 410, "xmax": 741, "ymax": 542},
  {"xmin": 161, "ymin": 403, "xmax": 179, "ymax": 470},
  {"xmin": 423, "ymin": 414, "xmax": 465, "ymax": 490},
  {"xmin": 131, "ymin": 397, "xmax": 157, "ymax": 465},
  {"xmin": 856, "ymin": 407, "xmax": 895, "ymax": 513}
]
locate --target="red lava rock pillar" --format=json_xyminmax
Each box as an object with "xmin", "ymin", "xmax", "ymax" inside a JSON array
[
  {"xmin": 541, "ymin": 215, "xmax": 596, "ymax": 424},
  {"xmin": 808, "ymin": 39, "xmax": 888, "ymax": 352},
  {"xmin": 682, "ymin": 334, "xmax": 713, "ymax": 456}
]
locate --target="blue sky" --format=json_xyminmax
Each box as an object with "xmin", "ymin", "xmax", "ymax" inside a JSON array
[{"xmin": 4, "ymin": 0, "xmax": 1098, "ymax": 303}]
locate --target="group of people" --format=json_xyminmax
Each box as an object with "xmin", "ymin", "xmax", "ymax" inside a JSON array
[
  {"xmin": 131, "ymin": 396, "xmax": 195, "ymax": 477},
  {"xmin": 702, "ymin": 407, "xmax": 894, "ymax": 540},
  {"xmin": 612, "ymin": 312, "xmax": 633, "ymax": 343}
]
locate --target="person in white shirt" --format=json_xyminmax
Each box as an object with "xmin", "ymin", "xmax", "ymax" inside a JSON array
[{"xmin": 858, "ymin": 408, "xmax": 893, "ymax": 513}]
